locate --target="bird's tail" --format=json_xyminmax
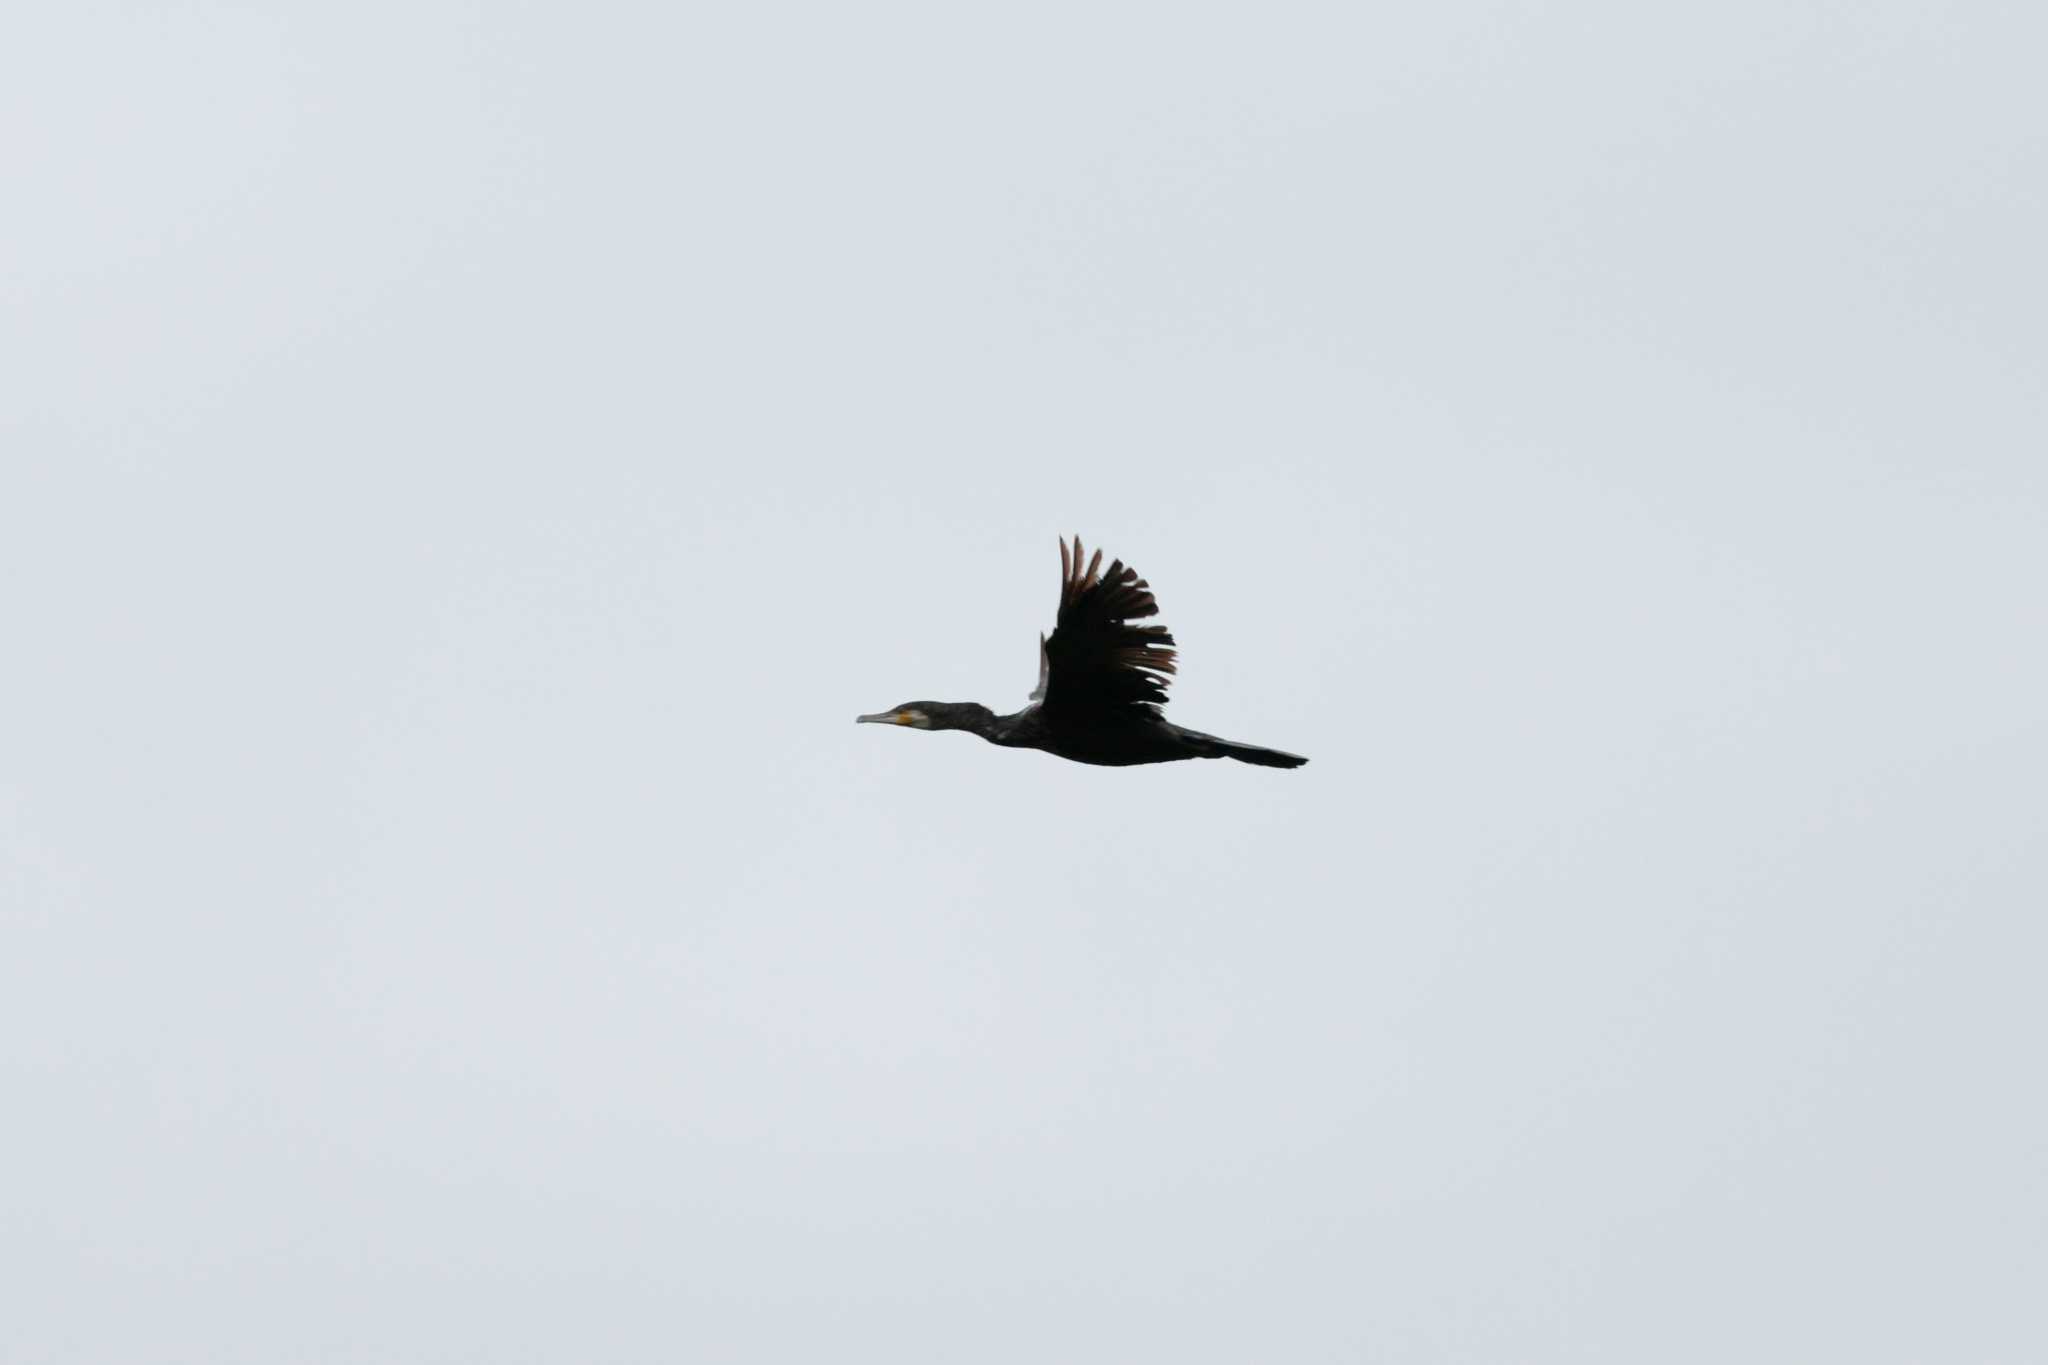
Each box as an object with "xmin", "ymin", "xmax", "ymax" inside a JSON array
[
  {"xmin": 1216, "ymin": 740, "xmax": 1309, "ymax": 768},
  {"xmin": 1177, "ymin": 726, "xmax": 1309, "ymax": 768}
]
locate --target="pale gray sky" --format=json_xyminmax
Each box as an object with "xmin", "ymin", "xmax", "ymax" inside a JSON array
[{"xmin": 4, "ymin": 3, "xmax": 2044, "ymax": 1362}]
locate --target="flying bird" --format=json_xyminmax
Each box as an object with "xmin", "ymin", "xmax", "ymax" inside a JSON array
[{"xmin": 858, "ymin": 537, "xmax": 1308, "ymax": 768}]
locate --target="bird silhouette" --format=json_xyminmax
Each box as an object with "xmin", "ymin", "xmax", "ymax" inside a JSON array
[{"xmin": 858, "ymin": 536, "xmax": 1307, "ymax": 768}]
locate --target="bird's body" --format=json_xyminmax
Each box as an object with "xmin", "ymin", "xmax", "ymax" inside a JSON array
[{"xmin": 858, "ymin": 538, "xmax": 1307, "ymax": 769}]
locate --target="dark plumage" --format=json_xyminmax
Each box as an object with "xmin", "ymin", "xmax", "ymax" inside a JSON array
[{"xmin": 858, "ymin": 537, "xmax": 1308, "ymax": 769}]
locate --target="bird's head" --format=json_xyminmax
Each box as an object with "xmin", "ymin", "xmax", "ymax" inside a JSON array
[
  {"xmin": 855, "ymin": 701, "xmax": 991, "ymax": 733},
  {"xmin": 856, "ymin": 702, "xmax": 936, "ymax": 729}
]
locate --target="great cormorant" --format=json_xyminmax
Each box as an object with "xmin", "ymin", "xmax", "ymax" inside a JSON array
[{"xmin": 858, "ymin": 537, "xmax": 1308, "ymax": 769}]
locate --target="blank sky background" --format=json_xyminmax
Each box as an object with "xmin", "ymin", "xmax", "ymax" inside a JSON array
[{"xmin": 3, "ymin": 3, "xmax": 2043, "ymax": 1361}]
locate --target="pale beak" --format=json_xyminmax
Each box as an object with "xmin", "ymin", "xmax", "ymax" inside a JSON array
[{"xmin": 855, "ymin": 711, "xmax": 897, "ymax": 725}]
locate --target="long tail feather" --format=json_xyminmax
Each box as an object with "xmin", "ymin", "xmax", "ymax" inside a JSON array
[
  {"xmin": 1173, "ymin": 724, "xmax": 1309, "ymax": 768},
  {"xmin": 1215, "ymin": 740, "xmax": 1309, "ymax": 768}
]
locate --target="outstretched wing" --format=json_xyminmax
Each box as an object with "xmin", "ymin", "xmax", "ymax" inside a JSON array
[{"xmin": 1040, "ymin": 536, "xmax": 1178, "ymax": 716}]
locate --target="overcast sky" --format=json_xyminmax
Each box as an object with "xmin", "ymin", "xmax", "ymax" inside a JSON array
[{"xmin": 4, "ymin": 3, "xmax": 2044, "ymax": 1361}]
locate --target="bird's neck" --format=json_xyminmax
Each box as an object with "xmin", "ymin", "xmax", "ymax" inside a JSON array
[
  {"xmin": 980, "ymin": 706, "xmax": 1041, "ymax": 747},
  {"xmin": 938, "ymin": 701, "xmax": 1047, "ymax": 749},
  {"xmin": 926, "ymin": 701, "xmax": 1002, "ymax": 739}
]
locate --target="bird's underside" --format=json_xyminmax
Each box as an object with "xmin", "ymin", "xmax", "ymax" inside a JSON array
[{"xmin": 857, "ymin": 536, "xmax": 1307, "ymax": 770}]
